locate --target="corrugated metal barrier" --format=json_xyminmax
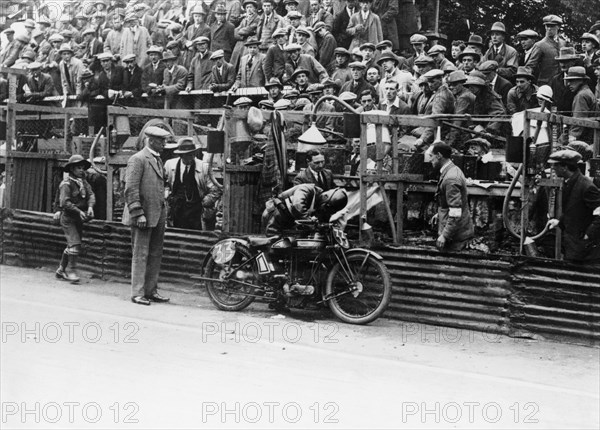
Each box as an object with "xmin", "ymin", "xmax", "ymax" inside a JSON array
[{"xmin": 1, "ymin": 209, "xmax": 598, "ymax": 347}]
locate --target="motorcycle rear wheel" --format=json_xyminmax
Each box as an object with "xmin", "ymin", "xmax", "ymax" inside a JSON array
[
  {"xmin": 204, "ymin": 245, "xmax": 257, "ymax": 311},
  {"xmin": 325, "ymin": 254, "xmax": 391, "ymax": 324}
]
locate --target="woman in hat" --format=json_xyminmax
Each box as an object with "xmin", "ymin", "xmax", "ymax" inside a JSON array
[
  {"xmin": 506, "ymin": 66, "xmax": 538, "ymax": 114},
  {"xmin": 55, "ymin": 155, "xmax": 95, "ymax": 283}
]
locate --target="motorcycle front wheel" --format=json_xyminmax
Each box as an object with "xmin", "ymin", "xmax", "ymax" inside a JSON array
[
  {"xmin": 204, "ymin": 245, "xmax": 257, "ymax": 311},
  {"xmin": 325, "ymin": 254, "xmax": 392, "ymax": 324}
]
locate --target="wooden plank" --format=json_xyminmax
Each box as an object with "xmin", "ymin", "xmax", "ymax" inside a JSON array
[
  {"xmin": 520, "ymin": 115, "xmax": 531, "ymax": 255},
  {"xmin": 106, "ymin": 105, "xmax": 222, "ymax": 119},
  {"xmin": 45, "ymin": 159, "xmax": 53, "ymax": 212},
  {"xmin": 361, "ymin": 113, "xmax": 438, "ymax": 128},
  {"xmin": 375, "ymin": 124, "xmax": 383, "ymax": 174},
  {"xmin": 225, "ymin": 165, "xmax": 263, "ymax": 172},
  {"xmin": 107, "ymin": 165, "xmax": 114, "ymax": 222},
  {"xmin": 7, "ymin": 151, "xmax": 68, "ymax": 159},
  {"xmin": 555, "ymin": 183, "xmax": 563, "ymax": 260},
  {"xmin": 359, "ymin": 122, "xmax": 368, "ymax": 242},
  {"xmin": 397, "ymin": 182, "xmax": 404, "ymax": 245},
  {"xmin": 9, "ymin": 102, "xmax": 86, "ymax": 115},
  {"xmin": 526, "ymin": 110, "xmax": 600, "ymax": 129},
  {"xmin": 5, "ymin": 104, "xmax": 14, "ymax": 209}
]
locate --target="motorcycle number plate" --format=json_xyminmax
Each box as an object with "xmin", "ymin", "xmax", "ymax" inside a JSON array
[
  {"xmin": 333, "ymin": 228, "xmax": 349, "ymax": 248},
  {"xmin": 212, "ymin": 241, "xmax": 237, "ymax": 265},
  {"xmin": 256, "ymin": 252, "xmax": 271, "ymax": 274}
]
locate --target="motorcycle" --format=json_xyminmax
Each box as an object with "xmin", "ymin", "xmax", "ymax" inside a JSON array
[{"xmin": 198, "ymin": 220, "xmax": 392, "ymax": 324}]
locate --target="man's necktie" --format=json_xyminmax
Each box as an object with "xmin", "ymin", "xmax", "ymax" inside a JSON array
[
  {"xmin": 318, "ymin": 171, "xmax": 325, "ymax": 189},
  {"xmin": 247, "ymin": 56, "xmax": 253, "ymax": 71}
]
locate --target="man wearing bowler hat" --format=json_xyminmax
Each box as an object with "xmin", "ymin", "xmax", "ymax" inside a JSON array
[
  {"xmin": 563, "ymin": 66, "xmax": 597, "ymax": 144},
  {"xmin": 164, "ymin": 137, "xmax": 221, "ymax": 231},
  {"xmin": 546, "ymin": 149, "xmax": 600, "ymax": 263},
  {"xmin": 526, "ymin": 14, "xmax": 567, "ymax": 85},
  {"xmin": 482, "ymin": 22, "xmax": 519, "ymax": 81},
  {"xmin": 124, "ymin": 126, "xmax": 172, "ymax": 306}
]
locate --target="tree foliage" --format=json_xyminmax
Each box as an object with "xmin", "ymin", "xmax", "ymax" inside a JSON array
[{"xmin": 438, "ymin": 0, "xmax": 599, "ymax": 45}]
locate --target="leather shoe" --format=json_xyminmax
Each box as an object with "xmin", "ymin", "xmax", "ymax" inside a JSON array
[
  {"xmin": 145, "ymin": 292, "xmax": 170, "ymax": 303},
  {"xmin": 131, "ymin": 296, "xmax": 151, "ymax": 306}
]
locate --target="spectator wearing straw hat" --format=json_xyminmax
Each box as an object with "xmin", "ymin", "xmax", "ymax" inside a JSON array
[
  {"xmin": 482, "ymin": 21, "xmax": 519, "ymax": 81},
  {"xmin": 59, "ymin": 43, "xmax": 85, "ymax": 96},
  {"xmin": 210, "ymin": 3, "xmax": 236, "ymax": 62},
  {"xmin": 119, "ymin": 12, "xmax": 151, "ymax": 67},
  {"xmin": 526, "ymin": 14, "xmax": 567, "ymax": 85},
  {"xmin": 563, "ymin": 66, "xmax": 598, "ymax": 144},
  {"xmin": 506, "ymin": 66, "xmax": 538, "ymax": 115},
  {"xmin": 546, "ymin": 149, "xmax": 600, "ymax": 263}
]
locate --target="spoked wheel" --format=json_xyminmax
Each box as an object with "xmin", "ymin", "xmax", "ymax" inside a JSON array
[
  {"xmin": 204, "ymin": 245, "xmax": 257, "ymax": 311},
  {"xmin": 325, "ymin": 254, "xmax": 391, "ymax": 324}
]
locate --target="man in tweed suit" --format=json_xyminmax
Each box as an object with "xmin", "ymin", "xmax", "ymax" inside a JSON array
[
  {"xmin": 123, "ymin": 126, "xmax": 172, "ymax": 306},
  {"xmin": 430, "ymin": 141, "xmax": 474, "ymax": 252}
]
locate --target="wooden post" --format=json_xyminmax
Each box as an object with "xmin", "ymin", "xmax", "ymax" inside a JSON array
[
  {"xmin": 555, "ymin": 182, "xmax": 563, "ymax": 260},
  {"xmin": 358, "ymin": 116, "xmax": 368, "ymax": 243},
  {"xmin": 391, "ymin": 125, "xmax": 403, "ymax": 244},
  {"xmin": 519, "ymin": 112, "xmax": 531, "ymax": 255},
  {"xmin": 222, "ymin": 110, "xmax": 232, "ymax": 233}
]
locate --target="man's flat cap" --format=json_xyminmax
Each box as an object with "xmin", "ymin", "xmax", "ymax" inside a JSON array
[
  {"xmin": 548, "ymin": 149, "xmax": 581, "ymax": 164},
  {"xmin": 145, "ymin": 126, "xmax": 171, "ymax": 138},
  {"xmin": 409, "ymin": 34, "xmax": 428, "ymax": 44},
  {"xmin": 478, "ymin": 60, "xmax": 499, "ymax": 72}
]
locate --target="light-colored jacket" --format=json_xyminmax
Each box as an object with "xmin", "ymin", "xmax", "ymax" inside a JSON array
[{"xmin": 119, "ymin": 25, "xmax": 152, "ymax": 67}]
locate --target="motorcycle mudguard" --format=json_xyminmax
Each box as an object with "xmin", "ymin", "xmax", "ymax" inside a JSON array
[
  {"xmin": 343, "ymin": 248, "xmax": 385, "ymax": 261},
  {"xmin": 201, "ymin": 238, "xmax": 251, "ymax": 270}
]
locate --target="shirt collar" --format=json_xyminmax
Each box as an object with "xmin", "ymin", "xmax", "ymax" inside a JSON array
[
  {"xmin": 440, "ymin": 160, "xmax": 452, "ymax": 176},
  {"xmin": 147, "ymin": 147, "xmax": 160, "ymax": 157}
]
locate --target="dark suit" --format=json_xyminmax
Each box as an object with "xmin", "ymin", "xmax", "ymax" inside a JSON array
[
  {"xmin": 142, "ymin": 62, "xmax": 167, "ymax": 93},
  {"xmin": 525, "ymin": 36, "xmax": 566, "ymax": 85},
  {"xmin": 236, "ymin": 53, "xmax": 266, "ymax": 88},
  {"xmin": 90, "ymin": 65, "xmax": 125, "ymax": 98},
  {"xmin": 122, "ymin": 65, "xmax": 144, "ymax": 98},
  {"xmin": 210, "ymin": 62, "xmax": 236, "ymax": 92},
  {"xmin": 558, "ymin": 171, "xmax": 600, "ymax": 262},
  {"xmin": 293, "ymin": 167, "xmax": 334, "ymax": 191},
  {"xmin": 436, "ymin": 162, "xmax": 474, "ymax": 251},
  {"xmin": 332, "ymin": 6, "xmax": 356, "ymax": 49},
  {"xmin": 263, "ymin": 44, "xmax": 286, "ymax": 81},
  {"xmin": 492, "ymin": 74, "xmax": 513, "ymax": 107},
  {"xmin": 210, "ymin": 21, "xmax": 236, "ymax": 61},
  {"xmin": 123, "ymin": 146, "xmax": 167, "ymax": 298},
  {"xmin": 21, "ymin": 73, "xmax": 56, "ymax": 102},
  {"xmin": 163, "ymin": 64, "xmax": 188, "ymax": 106}
]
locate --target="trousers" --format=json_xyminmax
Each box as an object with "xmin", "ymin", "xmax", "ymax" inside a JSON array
[{"xmin": 130, "ymin": 207, "xmax": 166, "ymax": 298}]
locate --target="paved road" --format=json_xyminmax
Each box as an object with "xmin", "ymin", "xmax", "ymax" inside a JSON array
[{"xmin": 1, "ymin": 265, "xmax": 599, "ymax": 429}]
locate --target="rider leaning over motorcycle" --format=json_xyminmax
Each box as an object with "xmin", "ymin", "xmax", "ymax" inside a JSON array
[{"xmin": 262, "ymin": 184, "xmax": 348, "ymax": 235}]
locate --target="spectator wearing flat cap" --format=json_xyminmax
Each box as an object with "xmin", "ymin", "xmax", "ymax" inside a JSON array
[
  {"xmin": 313, "ymin": 21, "xmax": 337, "ymax": 72},
  {"xmin": 428, "ymin": 44, "xmax": 453, "ymax": 72},
  {"xmin": 19, "ymin": 62, "xmax": 57, "ymax": 104},
  {"xmin": 306, "ymin": 0, "xmax": 333, "ymax": 31},
  {"xmin": 103, "ymin": 12, "xmax": 125, "ymax": 57},
  {"xmin": 526, "ymin": 14, "xmax": 567, "ymax": 85},
  {"xmin": 210, "ymin": 3, "xmax": 236, "ymax": 62},
  {"xmin": 412, "ymin": 69, "xmax": 455, "ymax": 151},
  {"xmin": 296, "ymin": 26, "xmax": 316, "ymax": 57},
  {"xmin": 331, "ymin": 47, "xmax": 352, "ymax": 85},
  {"xmin": 142, "ymin": 46, "xmax": 166, "ymax": 108},
  {"xmin": 89, "ymin": 52, "xmax": 124, "ymax": 117},
  {"xmin": 482, "ymin": 21, "xmax": 519, "ymax": 81},
  {"xmin": 119, "ymin": 12, "xmax": 151, "ymax": 67},
  {"xmin": 185, "ymin": 4, "xmax": 211, "ymax": 44},
  {"xmin": 346, "ymin": 0, "xmax": 383, "ymax": 52},
  {"xmin": 563, "ymin": 66, "xmax": 598, "ymax": 145},
  {"xmin": 516, "ymin": 29, "xmax": 540, "ymax": 66},
  {"xmin": 506, "ymin": 66, "xmax": 538, "ymax": 115},
  {"xmin": 546, "ymin": 149, "xmax": 600, "ymax": 263},
  {"xmin": 549, "ymin": 47, "xmax": 581, "ymax": 114},
  {"xmin": 263, "ymin": 28, "xmax": 288, "ymax": 81},
  {"xmin": 478, "ymin": 60, "xmax": 512, "ymax": 107},
  {"xmin": 209, "ymin": 49, "xmax": 236, "ymax": 92},
  {"xmin": 339, "ymin": 61, "xmax": 375, "ymax": 100},
  {"xmin": 256, "ymin": 0, "xmax": 284, "ymax": 45},
  {"xmin": 1, "ymin": 32, "xmax": 30, "ymax": 68},
  {"xmin": 231, "ymin": 36, "xmax": 265, "ymax": 90},
  {"xmin": 230, "ymin": 0, "xmax": 262, "ymax": 68},
  {"xmin": 283, "ymin": 43, "xmax": 329, "ymax": 84},
  {"xmin": 445, "ymin": 70, "xmax": 475, "ymax": 148},
  {"xmin": 406, "ymin": 33, "xmax": 428, "ymax": 72},
  {"xmin": 40, "ymin": 34, "xmax": 64, "ymax": 94},
  {"xmin": 0, "ymin": 28, "xmax": 16, "ymax": 66},
  {"xmin": 165, "ymin": 40, "xmax": 185, "ymax": 67},
  {"xmin": 121, "ymin": 53, "xmax": 144, "ymax": 103},
  {"xmin": 332, "ymin": 0, "xmax": 357, "ymax": 50},
  {"xmin": 59, "ymin": 43, "xmax": 85, "ymax": 97},
  {"xmin": 124, "ymin": 126, "xmax": 172, "ymax": 306},
  {"xmin": 186, "ymin": 36, "xmax": 213, "ymax": 93}
]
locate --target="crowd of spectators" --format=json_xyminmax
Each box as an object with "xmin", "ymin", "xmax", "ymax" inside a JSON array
[{"xmin": 0, "ymin": 2, "xmax": 599, "ymax": 147}]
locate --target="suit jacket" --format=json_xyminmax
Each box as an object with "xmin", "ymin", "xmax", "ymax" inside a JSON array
[
  {"xmin": 293, "ymin": 167, "xmax": 334, "ymax": 191},
  {"xmin": 188, "ymin": 51, "xmax": 214, "ymax": 89},
  {"xmin": 163, "ymin": 64, "xmax": 188, "ymax": 95},
  {"xmin": 185, "ymin": 23, "xmax": 211, "ymax": 42},
  {"xmin": 89, "ymin": 65, "xmax": 125, "ymax": 100},
  {"xmin": 437, "ymin": 162, "xmax": 474, "ymax": 244},
  {"xmin": 123, "ymin": 146, "xmax": 166, "ymax": 227},
  {"xmin": 164, "ymin": 157, "xmax": 221, "ymax": 203},
  {"xmin": 119, "ymin": 25, "xmax": 152, "ymax": 67},
  {"xmin": 141, "ymin": 62, "xmax": 166, "ymax": 94},
  {"xmin": 316, "ymin": 32, "xmax": 337, "ymax": 68},
  {"xmin": 210, "ymin": 21, "xmax": 236, "ymax": 59},
  {"xmin": 60, "ymin": 57, "xmax": 85, "ymax": 96},
  {"xmin": 22, "ymin": 73, "xmax": 56, "ymax": 101},
  {"xmin": 493, "ymin": 74, "xmax": 513, "ymax": 106},
  {"xmin": 284, "ymin": 54, "xmax": 329, "ymax": 84},
  {"xmin": 570, "ymin": 84, "xmax": 597, "ymax": 143},
  {"xmin": 346, "ymin": 11, "xmax": 383, "ymax": 51},
  {"xmin": 306, "ymin": 9, "xmax": 333, "ymax": 31},
  {"xmin": 483, "ymin": 44, "xmax": 519, "ymax": 81},
  {"xmin": 210, "ymin": 62, "xmax": 236, "ymax": 92},
  {"xmin": 372, "ymin": 0, "xmax": 399, "ymax": 49},
  {"xmin": 339, "ymin": 78, "xmax": 375, "ymax": 99},
  {"xmin": 420, "ymin": 85, "xmax": 455, "ymax": 144},
  {"xmin": 122, "ymin": 65, "xmax": 144, "ymax": 98},
  {"xmin": 558, "ymin": 171, "xmax": 600, "ymax": 261},
  {"xmin": 236, "ymin": 53, "xmax": 266, "ymax": 88},
  {"xmin": 263, "ymin": 44, "xmax": 286, "ymax": 81},
  {"xmin": 257, "ymin": 12, "xmax": 284, "ymax": 45},
  {"xmin": 525, "ymin": 36, "xmax": 566, "ymax": 85},
  {"xmin": 332, "ymin": 6, "xmax": 356, "ymax": 49}
]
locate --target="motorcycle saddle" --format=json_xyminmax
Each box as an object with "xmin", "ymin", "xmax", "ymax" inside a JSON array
[{"xmin": 246, "ymin": 236, "xmax": 280, "ymax": 247}]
